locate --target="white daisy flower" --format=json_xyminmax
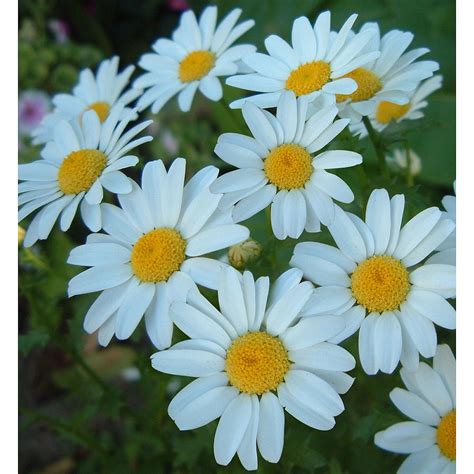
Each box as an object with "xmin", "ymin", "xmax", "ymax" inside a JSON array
[
  {"xmin": 336, "ymin": 24, "xmax": 439, "ymax": 124},
  {"xmin": 19, "ymin": 105, "xmax": 152, "ymax": 247},
  {"xmin": 134, "ymin": 6, "xmax": 256, "ymax": 114},
  {"xmin": 290, "ymin": 188, "xmax": 456, "ymax": 374},
  {"xmin": 226, "ymin": 11, "xmax": 380, "ymax": 109},
  {"xmin": 210, "ymin": 90, "xmax": 362, "ymax": 239},
  {"xmin": 67, "ymin": 158, "xmax": 250, "ymax": 349},
  {"xmin": 427, "ymin": 181, "xmax": 456, "ymax": 266},
  {"xmin": 375, "ymin": 344, "xmax": 456, "ymax": 473},
  {"xmin": 350, "ymin": 75, "xmax": 443, "ymax": 137},
  {"xmin": 32, "ymin": 56, "xmax": 142, "ymax": 144},
  {"xmin": 151, "ymin": 266, "xmax": 355, "ymax": 470}
]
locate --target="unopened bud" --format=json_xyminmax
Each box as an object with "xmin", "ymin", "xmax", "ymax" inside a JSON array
[{"xmin": 228, "ymin": 238, "xmax": 262, "ymax": 270}]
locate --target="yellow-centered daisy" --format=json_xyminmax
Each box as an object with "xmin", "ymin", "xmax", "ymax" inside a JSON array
[
  {"xmin": 226, "ymin": 11, "xmax": 381, "ymax": 109},
  {"xmin": 67, "ymin": 159, "xmax": 249, "ymax": 349},
  {"xmin": 290, "ymin": 188, "xmax": 456, "ymax": 375},
  {"xmin": 18, "ymin": 104, "xmax": 152, "ymax": 247},
  {"xmin": 32, "ymin": 57, "xmax": 142, "ymax": 145},
  {"xmin": 337, "ymin": 23, "xmax": 439, "ymax": 124},
  {"xmin": 375, "ymin": 345, "xmax": 456, "ymax": 473},
  {"xmin": 152, "ymin": 266, "xmax": 355, "ymax": 470},
  {"xmin": 211, "ymin": 91, "xmax": 362, "ymax": 240},
  {"xmin": 134, "ymin": 6, "xmax": 256, "ymax": 114},
  {"xmin": 350, "ymin": 75, "xmax": 443, "ymax": 137}
]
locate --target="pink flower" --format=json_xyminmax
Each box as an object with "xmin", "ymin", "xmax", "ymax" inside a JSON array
[
  {"xmin": 167, "ymin": 0, "xmax": 190, "ymax": 12},
  {"xmin": 18, "ymin": 91, "xmax": 51, "ymax": 136},
  {"xmin": 48, "ymin": 19, "xmax": 70, "ymax": 43}
]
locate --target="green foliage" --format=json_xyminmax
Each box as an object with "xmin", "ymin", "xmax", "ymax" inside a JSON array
[{"xmin": 18, "ymin": 0, "xmax": 455, "ymax": 472}]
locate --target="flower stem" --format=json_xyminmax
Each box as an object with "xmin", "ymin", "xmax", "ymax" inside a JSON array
[{"xmin": 362, "ymin": 116, "xmax": 390, "ymax": 180}]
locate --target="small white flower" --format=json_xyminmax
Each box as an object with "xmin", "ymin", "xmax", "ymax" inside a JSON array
[
  {"xmin": 19, "ymin": 105, "xmax": 152, "ymax": 247},
  {"xmin": 427, "ymin": 181, "xmax": 456, "ymax": 266},
  {"xmin": 375, "ymin": 344, "xmax": 456, "ymax": 473},
  {"xmin": 152, "ymin": 266, "xmax": 355, "ymax": 470},
  {"xmin": 337, "ymin": 25, "xmax": 439, "ymax": 123},
  {"xmin": 226, "ymin": 11, "xmax": 380, "ymax": 109},
  {"xmin": 350, "ymin": 75, "xmax": 443, "ymax": 137},
  {"xmin": 211, "ymin": 90, "xmax": 362, "ymax": 239},
  {"xmin": 32, "ymin": 56, "xmax": 142, "ymax": 144},
  {"xmin": 134, "ymin": 6, "xmax": 256, "ymax": 114},
  {"xmin": 67, "ymin": 158, "xmax": 249, "ymax": 349},
  {"xmin": 290, "ymin": 188, "xmax": 456, "ymax": 374},
  {"xmin": 386, "ymin": 148, "xmax": 422, "ymax": 176}
]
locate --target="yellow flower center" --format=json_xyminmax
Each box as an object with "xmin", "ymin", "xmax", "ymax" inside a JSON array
[
  {"xmin": 336, "ymin": 68, "xmax": 382, "ymax": 103},
  {"xmin": 131, "ymin": 228, "xmax": 186, "ymax": 283},
  {"xmin": 351, "ymin": 256, "xmax": 410, "ymax": 313},
  {"xmin": 375, "ymin": 101, "xmax": 411, "ymax": 124},
  {"xmin": 178, "ymin": 50, "xmax": 215, "ymax": 83},
  {"xmin": 225, "ymin": 332, "xmax": 290, "ymax": 395},
  {"xmin": 285, "ymin": 61, "xmax": 331, "ymax": 96},
  {"xmin": 86, "ymin": 101, "xmax": 110, "ymax": 123},
  {"xmin": 437, "ymin": 410, "xmax": 456, "ymax": 461},
  {"xmin": 264, "ymin": 144, "xmax": 313, "ymax": 190},
  {"xmin": 58, "ymin": 149, "xmax": 107, "ymax": 194}
]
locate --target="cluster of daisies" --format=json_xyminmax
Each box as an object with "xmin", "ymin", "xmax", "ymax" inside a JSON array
[{"xmin": 19, "ymin": 6, "xmax": 455, "ymax": 472}]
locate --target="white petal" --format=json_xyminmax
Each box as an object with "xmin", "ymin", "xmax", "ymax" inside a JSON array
[
  {"xmin": 283, "ymin": 189, "xmax": 306, "ymax": 239},
  {"xmin": 394, "ymin": 208, "xmax": 442, "ymax": 260},
  {"xmin": 115, "ymin": 283, "xmax": 155, "ymax": 339},
  {"xmin": 151, "ymin": 348, "xmax": 225, "ymax": 378},
  {"xmin": 433, "ymin": 344, "xmax": 456, "ymax": 406},
  {"xmin": 289, "ymin": 342, "xmax": 355, "ymax": 371},
  {"xmin": 358, "ymin": 313, "xmax": 378, "ymax": 375},
  {"xmin": 257, "ymin": 392, "xmax": 284, "ymax": 463},
  {"xmin": 281, "ymin": 316, "xmax": 346, "ymax": 350},
  {"xmin": 214, "ymin": 394, "xmax": 252, "ymax": 466},
  {"xmin": 242, "ymin": 101, "xmax": 278, "ymax": 149},
  {"xmin": 374, "ymin": 422, "xmax": 436, "ymax": 454},
  {"xmin": 399, "ymin": 303, "xmax": 437, "ymax": 358},
  {"xmin": 173, "ymin": 386, "xmax": 239, "ymax": 430},
  {"xmin": 266, "ymin": 282, "xmax": 313, "ymax": 335},
  {"xmin": 144, "ymin": 283, "xmax": 173, "ymax": 350},
  {"xmin": 218, "ymin": 267, "xmax": 248, "ymax": 335},
  {"xmin": 366, "ymin": 189, "xmax": 391, "ymax": 254},
  {"xmin": 374, "ymin": 311, "xmax": 402, "ymax": 374},
  {"xmin": 406, "ymin": 290, "xmax": 455, "ymax": 330},
  {"xmin": 390, "ymin": 388, "xmax": 440, "ymax": 426},
  {"xmin": 185, "ymin": 224, "xmax": 249, "ymax": 256},
  {"xmin": 68, "ymin": 264, "xmax": 132, "ymax": 296}
]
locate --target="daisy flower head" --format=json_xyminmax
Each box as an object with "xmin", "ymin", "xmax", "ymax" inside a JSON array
[
  {"xmin": 134, "ymin": 6, "xmax": 256, "ymax": 114},
  {"xmin": 337, "ymin": 24, "xmax": 440, "ymax": 124},
  {"xmin": 32, "ymin": 56, "xmax": 143, "ymax": 144},
  {"xmin": 290, "ymin": 188, "xmax": 456, "ymax": 375},
  {"xmin": 350, "ymin": 75, "xmax": 443, "ymax": 137},
  {"xmin": 375, "ymin": 344, "xmax": 456, "ymax": 473},
  {"xmin": 67, "ymin": 158, "xmax": 250, "ymax": 349},
  {"xmin": 427, "ymin": 181, "xmax": 456, "ymax": 266},
  {"xmin": 19, "ymin": 104, "xmax": 152, "ymax": 247},
  {"xmin": 226, "ymin": 11, "xmax": 381, "ymax": 109},
  {"xmin": 151, "ymin": 266, "xmax": 355, "ymax": 470},
  {"xmin": 210, "ymin": 91, "xmax": 362, "ymax": 239}
]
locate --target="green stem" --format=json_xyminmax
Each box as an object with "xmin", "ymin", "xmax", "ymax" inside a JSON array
[{"xmin": 362, "ymin": 116, "xmax": 390, "ymax": 180}]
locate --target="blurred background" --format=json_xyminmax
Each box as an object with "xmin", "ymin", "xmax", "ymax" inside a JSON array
[{"xmin": 18, "ymin": 0, "xmax": 455, "ymax": 472}]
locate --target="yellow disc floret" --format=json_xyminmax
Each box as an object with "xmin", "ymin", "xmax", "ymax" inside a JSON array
[
  {"xmin": 225, "ymin": 332, "xmax": 290, "ymax": 395},
  {"xmin": 285, "ymin": 61, "xmax": 331, "ymax": 96},
  {"xmin": 375, "ymin": 101, "xmax": 411, "ymax": 124},
  {"xmin": 58, "ymin": 149, "xmax": 107, "ymax": 194},
  {"xmin": 437, "ymin": 410, "xmax": 456, "ymax": 461},
  {"xmin": 179, "ymin": 50, "xmax": 215, "ymax": 83},
  {"xmin": 86, "ymin": 101, "xmax": 111, "ymax": 123},
  {"xmin": 336, "ymin": 68, "xmax": 382, "ymax": 103},
  {"xmin": 131, "ymin": 228, "xmax": 186, "ymax": 283},
  {"xmin": 351, "ymin": 255, "xmax": 410, "ymax": 313},
  {"xmin": 264, "ymin": 144, "xmax": 313, "ymax": 190}
]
